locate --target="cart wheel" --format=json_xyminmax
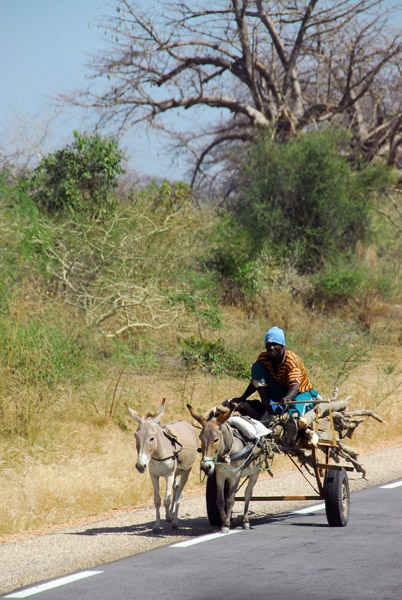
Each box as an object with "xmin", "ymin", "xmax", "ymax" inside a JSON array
[
  {"xmin": 324, "ymin": 468, "xmax": 350, "ymax": 527},
  {"xmin": 206, "ymin": 472, "xmax": 221, "ymax": 526}
]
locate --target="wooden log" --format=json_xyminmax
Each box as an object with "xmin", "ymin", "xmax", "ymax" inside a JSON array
[
  {"xmin": 298, "ymin": 397, "xmax": 351, "ymax": 429},
  {"xmin": 345, "ymin": 409, "xmax": 386, "ymax": 424},
  {"xmin": 303, "ymin": 429, "xmax": 334, "ymax": 444}
]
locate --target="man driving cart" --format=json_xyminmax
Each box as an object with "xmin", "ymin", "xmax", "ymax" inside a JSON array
[{"xmin": 231, "ymin": 326, "xmax": 320, "ymax": 447}]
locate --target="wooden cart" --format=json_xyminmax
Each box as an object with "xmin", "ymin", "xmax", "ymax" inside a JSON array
[{"xmin": 205, "ymin": 398, "xmax": 363, "ymax": 528}]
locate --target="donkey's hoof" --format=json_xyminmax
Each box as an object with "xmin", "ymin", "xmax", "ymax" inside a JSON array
[
  {"xmin": 171, "ymin": 522, "xmax": 179, "ymax": 530},
  {"xmin": 153, "ymin": 525, "xmax": 162, "ymax": 534},
  {"xmin": 242, "ymin": 522, "xmax": 250, "ymax": 530},
  {"xmin": 221, "ymin": 526, "xmax": 230, "ymax": 534}
]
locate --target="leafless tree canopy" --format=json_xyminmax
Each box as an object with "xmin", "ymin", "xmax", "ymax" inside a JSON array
[{"xmin": 70, "ymin": 0, "xmax": 402, "ymax": 187}]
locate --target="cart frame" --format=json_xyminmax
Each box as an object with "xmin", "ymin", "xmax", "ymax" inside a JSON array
[{"xmin": 215, "ymin": 400, "xmax": 354, "ymax": 527}]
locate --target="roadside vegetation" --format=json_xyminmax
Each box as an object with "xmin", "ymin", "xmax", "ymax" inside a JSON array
[{"xmin": 1, "ymin": 125, "xmax": 401, "ymax": 536}]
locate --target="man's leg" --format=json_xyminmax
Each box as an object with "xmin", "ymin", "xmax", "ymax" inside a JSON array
[
  {"xmin": 236, "ymin": 399, "xmax": 266, "ymax": 420},
  {"xmin": 256, "ymin": 386, "xmax": 275, "ymax": 415}
]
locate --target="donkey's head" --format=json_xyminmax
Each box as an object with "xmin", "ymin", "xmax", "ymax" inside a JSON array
[
  {"xmin": 126, "ymin": 399, "xmax": 166, "ymax": 473},
  {"xmin": 187, "ymin": 404, "xmax": 232, "ymax": 476}
]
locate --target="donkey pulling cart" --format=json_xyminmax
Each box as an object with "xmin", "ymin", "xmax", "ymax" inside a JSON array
[{"xmin": 188, "ymin": 393, "xmax": 384, "ymax": 531}]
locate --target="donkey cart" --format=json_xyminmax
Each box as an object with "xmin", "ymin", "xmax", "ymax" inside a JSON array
[{"xmin": 202, "ymin": 395, "xmax": 384, "ymax": 529}]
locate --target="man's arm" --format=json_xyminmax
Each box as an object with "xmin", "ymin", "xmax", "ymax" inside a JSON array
[
  {"xmin": 232, "ymin": 380, "xmax": 256, "ymax": 403},
  {"xmin": 280, "ymin": 382, "xmax": 299, "ymax": 404}
]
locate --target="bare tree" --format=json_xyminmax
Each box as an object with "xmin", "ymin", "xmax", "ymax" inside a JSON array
[
  {"xmin": 0, "ymin": 107, "xmax": 67, "ymax": 176},
  {"xmin": 66, "ymin": 0, "xmax": 402, "ymax": 188}
]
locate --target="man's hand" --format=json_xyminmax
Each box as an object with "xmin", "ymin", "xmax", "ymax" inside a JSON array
[
  {"xmin": 220, "ymin": 398, "xmax": 242, "ymax": 410},
  {"xmin": 231, "ymin": 397, "xmax": 245, "ymax": 405}
]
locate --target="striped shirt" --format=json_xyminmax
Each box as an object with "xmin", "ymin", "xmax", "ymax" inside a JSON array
[{"xmin": 256, "ymin": 349, "xmax": 313, "ymax": 393}]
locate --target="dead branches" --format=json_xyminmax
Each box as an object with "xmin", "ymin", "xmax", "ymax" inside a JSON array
[{"xmin": 300, "ymin": 395, "xmax": 385, "ymax": 478}]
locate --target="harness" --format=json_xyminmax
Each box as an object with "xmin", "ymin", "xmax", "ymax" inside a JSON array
[
  {"xmin": 150, "ymin": 426, "xmax": 183, "ymax": 462},
  {"xmin": 211, "ymin": 423, "xmax": 266, "ymax": 473}
]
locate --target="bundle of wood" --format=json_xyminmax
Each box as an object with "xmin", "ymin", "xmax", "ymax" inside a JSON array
[{"xmin": 293, "ymin": 390, "xmax": 385, "ymax": 478}]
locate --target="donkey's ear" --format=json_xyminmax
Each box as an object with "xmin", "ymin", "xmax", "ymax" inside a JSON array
[
  {"xmin": 125, "ymin": 403, "xmax": 142, "ymax": 425},
  {"xmin": 187, "ymin": 403, "xmax": 206, "ymax": 426},
  {"xmin": 153, "ymin": 398, "xmax": 166, "ymax": 423},
  {"xmin": 216, "ymin": 405, "xmax": 234, "ymax": 425}
]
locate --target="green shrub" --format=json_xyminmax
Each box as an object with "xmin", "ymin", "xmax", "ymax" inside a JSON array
[
  {"xmin": 311, "ymin": 254, "xmax": 367, "ymax": 307},
  {"xmin": 180, "ymin": 337, "xmax": 249, "ymax": 378},
  {"xmin": 0, "ymin": 174, "xmax": 52, "ymax": 308},
  {"xmin": 29, "ymin": 131, "xmax": 125, "ymax": 216},
  {"xmin": 205, "ymin": 213, "xmax": 279, "ymax": 304},
  {"xmin": 231, "ymin": 128, "xmax": 394, "ymax": 273},
  {"xmin": 0, "ymin": 311, "xmax": 98, "ymax": 386}
]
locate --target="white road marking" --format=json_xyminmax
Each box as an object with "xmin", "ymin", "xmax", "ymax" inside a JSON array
[
  {"xmin": 292, "ymin": 503, "xmax": 325, "ymax": 514},
  {"xmin": 4, "ymin": 571, "xmax": 103, "ymax": 598},
  {"xmin": 380, "ymin": 480, "xmax": 402, "ymax": 489},
  {"xmin": 171, "ymin": 530, "xmax": 242, "ymax": 547}
]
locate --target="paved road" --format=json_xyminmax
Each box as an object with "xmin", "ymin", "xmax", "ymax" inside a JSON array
[{"xmin": 3, "ymin": 479, "xmax": 402, "ymax": 600}]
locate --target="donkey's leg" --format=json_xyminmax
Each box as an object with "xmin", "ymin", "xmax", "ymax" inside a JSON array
[
  {"xmin": 150, "ymin": 474, "xmax": 162, "ymax": 533},
  {"xmin": 170, "ymin": 470, "xmax": 190, "ymax": 529},
  {"xmin": 221, "ymin": 480, "xmax": 239, "ymax": 533},
  {"xmin": 163, "ymin": 471, "xmax": 175, "ymax": 523},
  {"xmin": 242, "ymin": 471, "xmax": 259, "ymax": 530}
]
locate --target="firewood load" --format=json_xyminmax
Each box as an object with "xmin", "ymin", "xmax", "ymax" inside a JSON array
[{"xmin": 291, "ymin": 389, "xmax": 385, "ymax": 479}]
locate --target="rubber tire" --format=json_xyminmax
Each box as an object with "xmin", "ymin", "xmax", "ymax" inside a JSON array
[
  {"xmin": 324, "ymin": 467, "xmax": 350, "ymax": 527},
  {"xmin": 206, "ymin": 472, "xmax": 221, "ymax": 526}
]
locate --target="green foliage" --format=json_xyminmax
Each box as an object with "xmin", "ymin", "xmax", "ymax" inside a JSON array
[
  {"xmin": 0, "ymin": 309, "xmax": 98, "ymax": 386},
  {"xmin": 180, "ymin": 337, "xmax": 249, "ymax": 378},
  {"xmin": 0, "ymin": 174, "xmax": 52, "ymax": 308},
  {"xmin": 29, "ymin": 131, "xmax": 125, "ymax": 215},
  {"xmin": 232, "ymin": 128, "xmax": 393, "ymax": 273},
  {"xmin": 135, "ymin": 178, "xmax": 193, "ymax": 210},
  {"xmin": 168, "ymin": 265, "xmax": 223, "ymax": 334},
  {"xmin": 312, "ymin": 253, "xmax": 395, "ymax": 309},
  {"xmin": 311, "ymin": 253, "xmax": 368, "ymax": 306},
  {"xmin": 13, "ymin": 179, "xmax": 219, "ymax": 338},
  {"xmin": 205, "ymin": 213, "xmax": 279, "ymax": 303}
]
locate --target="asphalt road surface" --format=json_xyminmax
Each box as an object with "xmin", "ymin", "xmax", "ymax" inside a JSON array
[{"xmin": 3, "ymin": 478, "xmax": 402, "ymax": 600}]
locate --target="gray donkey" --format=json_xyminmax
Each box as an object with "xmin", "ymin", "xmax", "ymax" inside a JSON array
[{"xmin": 126, "ymin": 399, "xmax": 198, "ymax": 532}]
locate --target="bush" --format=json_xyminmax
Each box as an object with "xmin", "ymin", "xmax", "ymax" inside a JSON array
[
  {"xmin": 312, "ymin": 253, "xmax": 367, "ymax": 307},
  {"xmin": 205, "ymin": 213, "xmax": 280, "ymax": 305},
  {"xmin": 231, "ymin": 128, "xmax": 393, "ymax": 273},
  {"xmin": 180, "ymin": 337, "xmax": 249, "ymax": 378},
  {"xmin": 29, "ymin": 131, "xmax": 125, "ymax": 216},
  {"xmin": 0, "ymin": 174, "xmax": 52, "ymax": 308}
]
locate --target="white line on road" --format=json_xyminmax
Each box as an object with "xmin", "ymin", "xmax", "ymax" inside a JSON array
[
  {"xmin": 380, "ymin": 480, "xmax": 402, "ymax": 489},
  {"xmin": 292, "ymin": 503, "xmax": 325, "ymax": 514},
  {"xmin": 4, "ymin": 571, "xmax": 104, "ymax": 598},
  {"xmin": 171, "ymin": 530, "xmax": 242, "ymax": 547}
]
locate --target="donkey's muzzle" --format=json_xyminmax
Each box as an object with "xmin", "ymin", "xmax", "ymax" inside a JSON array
[
  {"xmin": 136, "ymin": 461, "xmax": 148, "ymax": 474},
  {"xmin": 201, "ymin": 457, "xmax": 215, "ymax": 476}
]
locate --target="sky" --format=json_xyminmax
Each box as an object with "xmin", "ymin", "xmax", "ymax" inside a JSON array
[{"xmin": 0, "ymin": 0, "xmax": 187, "ymax": 180}]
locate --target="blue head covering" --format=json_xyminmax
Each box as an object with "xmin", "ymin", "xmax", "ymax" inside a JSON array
[{"xmin": 264, "ymin": 326, "xmax": 285, "ymax": 346}]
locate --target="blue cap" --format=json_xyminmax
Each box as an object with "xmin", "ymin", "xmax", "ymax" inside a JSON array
[{"xmin": 264, "ymin": 326, "xmax": 285, "ymax": 346}]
